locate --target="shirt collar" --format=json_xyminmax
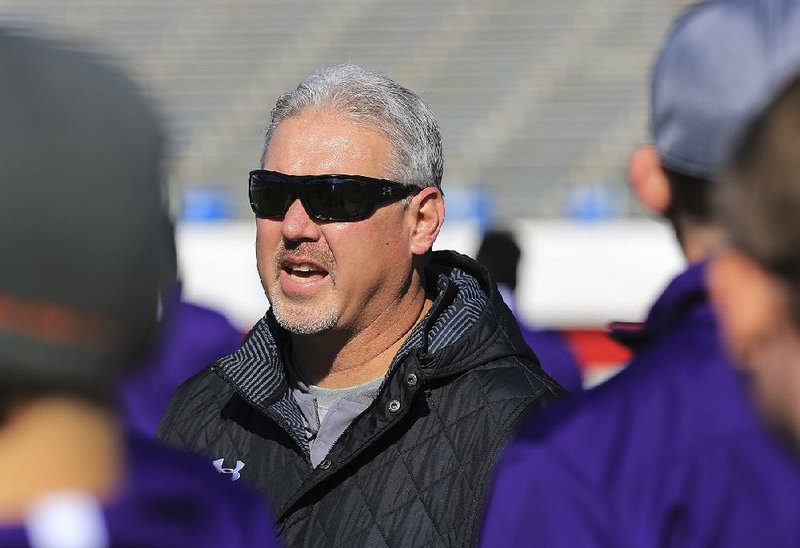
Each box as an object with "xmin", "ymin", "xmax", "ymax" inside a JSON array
[{"xmin": 610, "ymin": 261, "xmax": 708, "ymax": 350}]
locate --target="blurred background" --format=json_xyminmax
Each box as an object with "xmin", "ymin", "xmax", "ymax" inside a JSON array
[{"xmin": 0, "ymin": 0, "xmax": 692, "ymax": 379}]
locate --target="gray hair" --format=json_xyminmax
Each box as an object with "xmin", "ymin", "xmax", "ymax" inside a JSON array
[{"xmin": 261, "ymin": 64, "xmax": 443, "ymax": 191}]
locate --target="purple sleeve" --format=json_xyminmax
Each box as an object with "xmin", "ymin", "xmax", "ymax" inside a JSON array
[
  {"xmin": 480, "ymin": 417, "xmax": 800, "ymax": 547},
  {"xmin": 479, "ymin": 439, "xmax": 616, "ymax": 547},
  {"xmin": 652, "ymin": 436, "xmax": 800, "ymax": 548}
]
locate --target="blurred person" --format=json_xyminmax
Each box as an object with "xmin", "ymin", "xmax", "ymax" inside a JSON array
[
  {"xmin": 710, "ymin": 73, "xmax": 800, "ymax": 456},
  {"xmin": 0, "ymin": 28, "xmax": 279, "ymax": 547},
  {"xmin": 119, "ymin": 280, "xmax": 243, "ymax": 438},
  {"xmin": 159, "ymin": 64, "xmax": 563, "ymax": 546},
  {"xmin": 475, "ymin": 228, "xmax": 583, "ymax": 393},
  {"xmin": 480, "ymin": 1, "xmax": 800, "ymax": 546},
  {"xmin": 119, "ymin": 223, "xmax": 243, "ymax": 438}
]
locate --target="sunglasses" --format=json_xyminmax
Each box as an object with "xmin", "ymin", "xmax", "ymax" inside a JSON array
[{"xmin": 249, "ymin": 170, "xmax": 419, "ymax": 222}]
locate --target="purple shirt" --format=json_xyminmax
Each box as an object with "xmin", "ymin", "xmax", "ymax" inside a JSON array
[
  {"xmin": 0, "ymin": 435, "xmax": 281, "ymax": 547},
  {"xmin": 481, "ymin": 262, "xmax": 800, "ymax": 547},
  {"xmin": 119, "ymin": 285, "xmax": 243, "ymax": 438}
]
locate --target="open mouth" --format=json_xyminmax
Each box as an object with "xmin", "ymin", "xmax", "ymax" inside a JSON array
[{"xmin": 282, "ymin": 262, "xmax": 329, "ymax": 281}]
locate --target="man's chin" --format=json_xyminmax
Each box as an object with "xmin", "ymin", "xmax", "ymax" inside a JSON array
[{"xmin": 271, "ymin": 304, "xmax": 339, "ymax": 336}]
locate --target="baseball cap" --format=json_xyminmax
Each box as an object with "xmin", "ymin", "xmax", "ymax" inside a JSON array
[
  {"xmin": 0, "ymin": 29, "xmax": 169, "ymax": 395},
  {"xmin": 652, "ymin": 0, "xmax": 800, "ymax": 180}
]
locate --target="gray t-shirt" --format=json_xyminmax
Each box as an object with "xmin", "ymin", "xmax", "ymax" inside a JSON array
[{"xmin": 286, "ymin": 354, "xmax": 384, "ymax": 467}]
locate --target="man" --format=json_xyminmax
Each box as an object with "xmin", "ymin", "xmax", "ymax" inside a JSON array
[
  {"xmin": 475, "ymin": 229, "xmax": 583, "ymax": 393},
  {"xmin": 710, "ymin": 72, "xmax": 800, "ymax": 456},
  {"xmin": 0, "ymin": 29, "xmax": 278, "ymax": 547},
  {"xmin": 481, "ymin": 1, "xmax": 800, "ymax": 546},
  {"xmin": 159, "ymin": 64, "xmax": 562, "ymax": 546}
]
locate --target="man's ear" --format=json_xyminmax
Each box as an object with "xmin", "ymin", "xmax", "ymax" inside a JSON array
[
  {"xmin": 408, "ymin": 187, "xmax": 445, "ymax": 256},
  {"xmin": 628, "ymin": 145, "xmax": 671, "ymax": 214},
  {"xmin": 708, "ymin": 249, "xmax": 785, "ymax": 364}
]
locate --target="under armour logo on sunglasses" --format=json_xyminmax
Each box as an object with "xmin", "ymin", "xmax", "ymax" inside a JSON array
[{"xmin": 248, "ymin": 169, "xmax": 419, "ymax": 222}]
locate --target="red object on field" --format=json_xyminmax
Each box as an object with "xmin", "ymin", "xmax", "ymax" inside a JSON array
[{"xmin": 563, "ymin": 328, "xmax": 633, "ymax": 371}]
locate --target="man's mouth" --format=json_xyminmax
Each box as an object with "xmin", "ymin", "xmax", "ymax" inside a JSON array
[{"xmin": 283, "ymin": 262, "xmax": 328, "ymax": 281}]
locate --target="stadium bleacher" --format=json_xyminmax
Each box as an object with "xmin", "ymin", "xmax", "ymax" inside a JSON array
[{"xmin": 0, "ymin": 0, "xmax": 684, "ymax": 219}]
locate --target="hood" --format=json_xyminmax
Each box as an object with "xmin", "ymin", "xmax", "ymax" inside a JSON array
[{"xmin": 416, "ymin": 250, "xmax": 541, "ymax": 379}]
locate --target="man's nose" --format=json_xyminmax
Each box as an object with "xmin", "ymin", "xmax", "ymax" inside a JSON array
[{"xmin": 281, "ymin": 198, "xmax": 321, "ymax": 241}]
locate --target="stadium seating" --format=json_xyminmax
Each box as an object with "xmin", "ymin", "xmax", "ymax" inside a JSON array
[{"xmin": 0, "ymin": 0, "xmax": 682, "ymax": 219}]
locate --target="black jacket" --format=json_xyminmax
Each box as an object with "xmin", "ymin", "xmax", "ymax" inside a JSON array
[{"xmin": 159, "ymin": 251, "xmax": 563, "ymax": 547}]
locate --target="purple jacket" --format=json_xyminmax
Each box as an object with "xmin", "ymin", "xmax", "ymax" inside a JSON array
[
  {"xmin": 119, "ymin": 285, "xmax": 243, "ymax": 438},
  {"xmin": 0, "ymin": 435, "xmax": 281, "ymax": 547},
  {"xmin": 480, "ymin": 262, "xmax": 800, "ymax": 547}
]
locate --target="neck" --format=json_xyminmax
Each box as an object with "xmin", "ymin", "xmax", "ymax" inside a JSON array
[
  {"xmin": 0, "ymin": 397, "xmax": 122, "ymax": 523},
  {"xmin": 292, "ymin": 277, "xmax": 432, "ymax": 388},
  {"xmin": 677, "ymin": 220, "xmax": 726, "ymax": 264}
]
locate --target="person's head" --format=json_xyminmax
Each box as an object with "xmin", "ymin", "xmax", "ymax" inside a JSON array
[
  {"xmin": 0, "ymin": 29, "xmax": 168, "ymax": 421},
  {"xmin": 709, "ymin": 73, "xmax": 800, "ymax": 452},
  {"xmin": 475, "ymin": 229, "xmax": 521, "ymax": 292},
  {"xmin": 253, "ymin": 64, "xmax": 445, "ymax": 335},
  {"xmin": 628, "ymin": 0, "xmax": 800, "ymax": 261}
]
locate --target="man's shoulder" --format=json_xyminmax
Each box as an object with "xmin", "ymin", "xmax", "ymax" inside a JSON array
[
  {"xmin": 436, "ymin": 355, "xmax": 564, "ymax": 440},
  {"xmin": 503, "ymin": 315, "xmax": 788, "ymax": 488},
  {"xmin": 468, "ymin": 354, "xmax": 563, "ymax": 403},
  {"xmin": 157, "ymin": 366, "xmax": 233, "ymax": 444},
  {"xmin": 171, "ymin": 365, "xmax": 232, "ymax": 412},
  {"xmin": 484, "ymin": 345, "xmax": 800, "ymax": 546},
  {"xmin": 489, "ymin": 382, "xmax": 800, "ymax": 547}
]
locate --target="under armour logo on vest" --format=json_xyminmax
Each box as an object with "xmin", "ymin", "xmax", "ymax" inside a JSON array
[{"xmin": 212, "ymin": 458, "xmax": 245, "ymax": 481}]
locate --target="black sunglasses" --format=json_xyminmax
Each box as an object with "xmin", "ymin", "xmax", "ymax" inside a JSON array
[{"xmin": 249, "ymin": 170, "xmax": 419, "ymax": 222}]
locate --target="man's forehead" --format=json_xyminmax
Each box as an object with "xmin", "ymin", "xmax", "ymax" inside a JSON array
[{"xmin": 263, "ymin": 109, "xmax": 392, "ymax": 178}]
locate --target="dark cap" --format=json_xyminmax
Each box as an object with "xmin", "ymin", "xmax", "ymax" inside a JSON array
[
  {"xmin": 652, "ymin": 0, "xmax": 800, "ymax": 180},
  {"xmin": 0, "ymin": 29, "xmax": 168, "ymax": 394}
]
